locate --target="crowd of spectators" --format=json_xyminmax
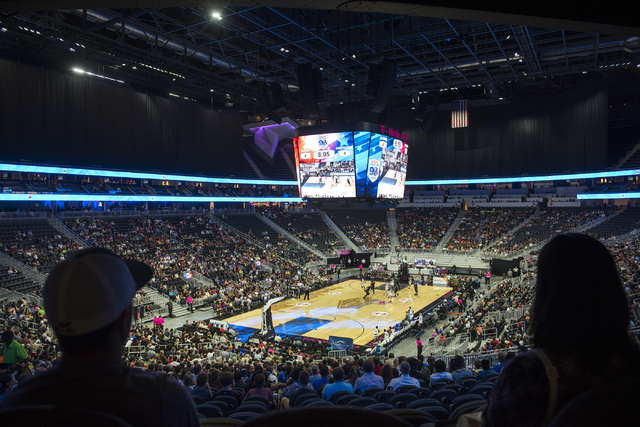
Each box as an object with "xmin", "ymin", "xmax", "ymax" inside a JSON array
[
  {"xmin": 327, "ymin": 210, "xmax": 390, "ymax": 250},
  {"xmin": 445, "ymin": 208, "xmax": 533, "ymax": 252},
  {"xmin": 259, "ymin": 207, "xmax": 342, "ymax": 254},
  {"xmin": 0, "ymin": 222, "xmax": 81, "ymax": 274},
  {"xmin": 484, "ymin": 207, "xmax": 612, "ymax": 256},
  {"xmin": 396, "ymin": 207, "xmax": 458, "ymax": 249},
  {"xmin": 63, "ymin": 215, "xmax": 331, "ymax": 319}
]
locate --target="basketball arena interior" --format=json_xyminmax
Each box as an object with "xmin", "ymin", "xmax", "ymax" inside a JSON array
[{"xmin": 0, "ymin": 1, "xmax": 639, "ymax": 425}]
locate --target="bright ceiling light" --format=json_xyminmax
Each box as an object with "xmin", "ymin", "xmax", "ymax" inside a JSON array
[{"xmin": 211, "ymin": 12, "xmax": 222, "ymax": 20}]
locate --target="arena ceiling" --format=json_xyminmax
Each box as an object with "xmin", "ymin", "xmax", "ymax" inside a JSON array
[{"xmin": 1, "ymin": 1, "xmax": 639, "ymax": 119}]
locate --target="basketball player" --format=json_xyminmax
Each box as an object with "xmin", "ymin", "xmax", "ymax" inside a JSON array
[
  {"xmin": 384, "ymin": 280, "xmax": 390, "ymax": 296},
  {"xmin": 388, "ymin": 287, "xmax": 394, "ymax": 303},
  {"xmin": 369, "ymin": 279, "xmax": 376, "ymax": 295}
]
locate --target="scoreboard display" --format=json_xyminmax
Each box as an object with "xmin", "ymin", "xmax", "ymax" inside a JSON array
[
  {"xmin": 294, "ymin": 132, "xmax": 356, "ymax": 198},
  {"xmin": 364, "ymin": 134, "xmax": 408, "ymax": 199},
  {"xmin": 293, "ymin": 124, "xmax": 408, "ymax": 200}
]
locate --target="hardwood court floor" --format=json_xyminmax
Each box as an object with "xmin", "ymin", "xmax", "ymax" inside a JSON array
[{"xmin": 226, "ymin": 279, "xmax": 452, "ymax": 346}]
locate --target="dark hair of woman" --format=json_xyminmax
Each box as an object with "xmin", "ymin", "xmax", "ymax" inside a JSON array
[
  {"xmin": 380, "ymin": 364, "xmax": 394, "ymax": 386},
  {"xmin": 532, "ymin": 234, "xmax": 638, "ymax": 362}
]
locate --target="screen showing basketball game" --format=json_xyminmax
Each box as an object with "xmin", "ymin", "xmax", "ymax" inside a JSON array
[
  {"xmin": 364, "ymin": 134, "xmax": 408, "ymax": 199},
  {"xmin": 294, "ymin": 125, "xmax": 408, "ymax": 199},
  {"xmin": 294, "ymin": 132, "xmax": 356, "ymax": 198}
]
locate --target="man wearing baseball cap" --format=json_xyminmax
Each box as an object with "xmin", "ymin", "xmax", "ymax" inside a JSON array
[{"xmin": 2, "ymin": 248, "xmax": 199, "ymax": 426}]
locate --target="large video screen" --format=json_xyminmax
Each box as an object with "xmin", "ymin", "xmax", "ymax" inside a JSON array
[
  {"xmin": 364, "ymin": 134, "xmax": 408, "ymax": 199},
  {"xmin": 294, "ymin": 125, "xmax": 408, "ymax": 199},
  {"xmin": 294, "ymin": 132, "xmax": 356, "ymax": 198}
]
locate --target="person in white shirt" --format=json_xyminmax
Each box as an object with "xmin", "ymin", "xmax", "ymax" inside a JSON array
[
  {"xmin": 274, "ymin": 333, "xmax": 282, "ymax": 343},
  {"xmin": 373, "ymin": 326, "xmax": 379, "ymax": 342}
]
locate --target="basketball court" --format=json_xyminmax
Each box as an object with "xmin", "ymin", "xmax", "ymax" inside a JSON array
[{"xmin": 226, "ymin": 278, "xmax": 453, "ymax": 346}]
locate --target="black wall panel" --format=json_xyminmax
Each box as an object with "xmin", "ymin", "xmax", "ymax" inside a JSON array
[
  {"xmin": 405, "ymin": 83, "xmax": 608, "ymax": 179},
  {"xmin": 0, "ymin": 60, "xmax": 242, "ymax": 177}
]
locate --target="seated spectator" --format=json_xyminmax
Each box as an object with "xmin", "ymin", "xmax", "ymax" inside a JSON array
[
  {"xmin": 1, "ymin": 247, "xmax": 199, "ymax": 426},
  {"xmin": 243, "ymin": 373, "xmax": 275, "ymax": 407},
  {"xmin": 430, "ymin": 360, "xmax": 452, "ymax": 381},
  {"xmin": 322, "ymin": 367, "xmax": 353, "ymax": 400},
  {"xmin": 288, "ymin": 370, "xmax": 315, "ymax": 407},
  {"xmin": 476, "ymin": 359, "xmax": 492, "ymax": 380},
  {"xmin": 388, "ymin": 361, "xmax": 420, "ymax": 390},
  {"xmin": 312, "ymin": 365, "xmax": 330, "ymax": 390},
  {"xmin": 407, "ymin": 357, "xmax": 430, "ymax": 386},
  {"xmin": 213, "ymin": 372, "xmax": 243, "ymax": 405},
  {"xmin": 484, "ymin": 234, "xmax": 640, "ymax": 427},
  {"xmin": 354, "ymin": 359, "xmax": 384, "ymax": 393},
  {"xmin": 451, "ymin": 355, "xmax": 473, "ymax": 381},
  {"xmin": 492, "ymin": 351, "xmax": 506, "ymax": 373},
  {"xmin": 189, "ymin": 373, "xmax": 213, "ymax": 402}
]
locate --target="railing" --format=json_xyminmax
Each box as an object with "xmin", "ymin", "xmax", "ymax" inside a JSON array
[
  {"xmin": 0, "ymin": 287, "xmax": 43, "ymax": 305},
  {"xmin": 57, "ymin": 209, "xmax": 143, "ymax": 217},
  {"xmin": 0, "ymin": 251, "xmax": 46, "ymax": 283},
  {"xmin": 50, "ymin": 214, "xmax": 92, "ymax": 248},
  {"xmin": 147, "ymin": 209, "xmax": 209, "ymax": 217},
  {"xmin": 211, "ymin": 208, "xmax": 256, "ymax": 215},
  {"xmin": 0, "ymin": 212, "xmax": 48, "ymax": 219}
]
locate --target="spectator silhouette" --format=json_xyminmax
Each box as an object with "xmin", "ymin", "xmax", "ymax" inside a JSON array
[{"xmin": 483, "ymin": 234, "xmax": 640, "ymax": 427}]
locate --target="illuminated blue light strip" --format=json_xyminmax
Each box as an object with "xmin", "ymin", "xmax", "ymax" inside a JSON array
[
  {"xmin": 406, "ymin": 169, "xmax": 640, "ymax": 186},
  {"xmin": 0, "ymin": 163, "xmax": 297, "ymax": 186},
  {"xmin": 577, "ymin": 193, "xmax": 640, "ymax": 200},
  {"xmin": 0, "ymin": 194, "xmax": 304, "ymax": 203}
]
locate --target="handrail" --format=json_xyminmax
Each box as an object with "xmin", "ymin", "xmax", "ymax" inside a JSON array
[{"xmin": 51, "ymin": 214, "xmax": 92, "ymax": 248}]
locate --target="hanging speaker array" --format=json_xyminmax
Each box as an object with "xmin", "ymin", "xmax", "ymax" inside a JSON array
[
  {"xmin": 417, "ymin": 92, "xmax": 441, "ymax": 133},
  {"xmin": 369, "ymin": 58, "xmax": 397, "ymax": 114},
  {"xmin": 297, "ymin": 64, "xmax": 322, "ymax": 118},
  {"xmin": 257, "ymin": 81, "xmax": 282, "ymax": 123}
]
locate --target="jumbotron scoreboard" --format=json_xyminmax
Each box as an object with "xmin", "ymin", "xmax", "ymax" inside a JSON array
[{"xmin": 293, "ymin": 123, "xmax": 408, "ymax": 199}]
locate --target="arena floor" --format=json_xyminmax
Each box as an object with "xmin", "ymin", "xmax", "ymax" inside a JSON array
[{"xmin": 226, "ymin": 279, "xmax": 453, "ymax": 346}]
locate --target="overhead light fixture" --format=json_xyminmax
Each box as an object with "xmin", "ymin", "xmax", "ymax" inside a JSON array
[
  {"xmin": 72, "ymin": 68, "xmax": 124, "ymax": 84},
  {"xmin": 498, "ymin": 97, "xmax": 504, "ymax": 100},
  {"xmin": 352, "ymin": 54, "xmax": 356, "ymax": 58},
  {"xmin": 411, "ymin": 106, "xmax": 416, "ymax": 109},
  {"xmin": 319, "ymin": 67, "xmax": 323, "ymax": 70},
  {"xmin": 132, "ymin": 66, "xmax": 137, "ymax": 70},
  {"xmin": 582, "ymin": 71, "xmax": 587, "ymax": 74},
  {"xmin": 0, "ymin": 27, "xmax": 6, "ymax": 32},
  {"xmin": 506, "ymin": 35, "xmax": 511, "ymax": 39},
  {"xmin": 211, "ymin": 12, "xmax": 222, "ymax": 20},
  {"xmin": 514, "ymin": 52, "xmax": 520, "ymax": 57}
]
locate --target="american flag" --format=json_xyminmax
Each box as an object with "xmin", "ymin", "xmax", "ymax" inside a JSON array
[{"xmin": 451, "ymin": 99, "xmax": 468, "ymax": 128}]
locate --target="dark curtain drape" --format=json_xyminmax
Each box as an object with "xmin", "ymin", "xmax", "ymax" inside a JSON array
[
  {"xmin": 405, "ymin": 82, "xmax": 608, "ymax": 179},
  {"xmin": 0, "ymin": 60, "xmax": 242, "ymax": 177}
]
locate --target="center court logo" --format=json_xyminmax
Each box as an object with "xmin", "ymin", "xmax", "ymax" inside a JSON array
[
  {"xmin": 371, "ymin": 311, "xmax": 389, "ymax": 316},
  {"xmin": 295, "ymin": 302, "xmax": 312, "ymax": 307},
  {"xmin": 328, "ymin": 292, "xmax": 342, "ymax": 295}
]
